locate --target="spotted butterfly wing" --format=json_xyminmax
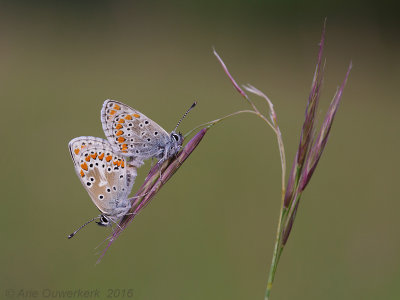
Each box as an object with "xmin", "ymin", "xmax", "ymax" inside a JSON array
[
  {"xmin": 101, "ymin": 100, "xmax": 171, "ymax": 161},
  {"xmin": 69, "ymin": 136, "xmax": 137, "ymax": 222}
]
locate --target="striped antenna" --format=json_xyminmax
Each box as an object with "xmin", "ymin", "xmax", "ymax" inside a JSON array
[
  {"xmin": 68, "ymin": 216, "xmax": 99, "ymax": 239},
  {"xmin": 174, "ymin": 101, "xmax": 197, "ymax": 132}
]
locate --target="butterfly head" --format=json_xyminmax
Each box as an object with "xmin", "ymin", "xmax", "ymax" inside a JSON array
[
  {"xmin": 169, "ymin": 131, "xmax": 183, "ymax": 155},
  {"xmin": 96, "ymin": 215, "xmax": 112, "ymax": 227}
]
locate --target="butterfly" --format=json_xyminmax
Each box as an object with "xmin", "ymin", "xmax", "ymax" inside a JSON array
[
  {"xmin": 100, "ymin": 100, "xmax": 196, "ymax": 165},
  {"xmin": 67, "ymin": 136, "xmax": 137, "ymax": 238}
]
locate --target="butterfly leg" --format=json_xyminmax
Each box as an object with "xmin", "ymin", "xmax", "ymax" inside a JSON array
[
  {"xmin": 125, "ymin": 212, "xmax": 138, "ymax": 216},
  {"xmin": 156, "ymin": 162, "xmax": 163, "ymax": 183},
  {"xmin": 157, "ymin": 148, "xmax": 171, "ymax": 183},
  {"xmin": 109, "ymin": 218, "xmax": 123, "ymax": 230}
]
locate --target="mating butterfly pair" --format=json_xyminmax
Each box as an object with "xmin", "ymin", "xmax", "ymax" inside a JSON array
[{"xmin": 68, "ymin": 100, "xmax": 196, "ymax": 238}]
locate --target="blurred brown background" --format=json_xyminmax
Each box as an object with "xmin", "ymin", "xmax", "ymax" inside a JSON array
[{"xmin": 0, "ymin": 1, "xmax": 399, "ymax": 299}]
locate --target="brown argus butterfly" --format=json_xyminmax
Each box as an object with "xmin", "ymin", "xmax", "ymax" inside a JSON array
[
  {"xmin": 100, "ymin": 100, "xmax": 196, "ymax": 165},
  {"xmin": 67, "ymin": 136, "xmax": 137, "ymax": 238}
]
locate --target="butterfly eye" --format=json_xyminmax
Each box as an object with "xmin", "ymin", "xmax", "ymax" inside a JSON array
[
  {"xmin": 97, "ymin": 215, "xmax": 110, "ymax": 227},
  {"xmin": 101, "ymin": 216, "xmax": 109, "ymax": 224},
  {"xmin": 172, "ymin": 134, "xmax": 179, "ymax": 141}
]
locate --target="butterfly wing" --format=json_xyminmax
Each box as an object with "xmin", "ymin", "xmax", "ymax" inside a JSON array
[
  {"xmin": 69, "ymin": 136, "xmax": 137, "ymax": 218},
  {"xmin": 101, "ymin": 100, "xmax": 170, "ymax": 160}
]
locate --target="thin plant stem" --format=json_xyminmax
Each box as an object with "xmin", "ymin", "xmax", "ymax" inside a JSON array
[
  {"xmin": 184, "ymin": 110, "xmax": 257, "ymax": 138},
  {"xmin": 213, "ymin": 49, "xmax": 288, "ymax": 300},
  {"xmin": 265, "ymin": 192, "xmax": 286, "ymax": 300}
]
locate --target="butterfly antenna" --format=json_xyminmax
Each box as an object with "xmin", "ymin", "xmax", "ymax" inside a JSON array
[
  {"xmin": 67, "ymin": 216, "xmax": 99, "ymax": 239},
  {"xmin": 174, "ymin": 101, "xmax": 197, "ymax": 132}
]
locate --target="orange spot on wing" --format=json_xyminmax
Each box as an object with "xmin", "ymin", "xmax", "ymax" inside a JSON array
[
  {"xmin": 106, "ymin": 155, "xmax": 112, "ymax": 162},
  {"xmin": 110, "ymin": 110, "xmax": 116, "ymax": 115},
  {"xmin": 116, "ymin": 130, "xmax": 124, "ymax": 136},
  {"xmin": 117, "ymin": 137, "xmax": 125, "ymax": 143},
  {"xmin": 125, "ymin": 115, "xmax": 132, "ymax": 120},
  {"xmin": 80, "ymin": 170, "xmax": 85, "ymax": 177},
  {"xmin": 114, "ymin": 104, "xmax": 121, "ymax": 110},
  {"xmin": 121, "ymin": 161, "xmax": 125, "ymax": 168},
  {"xmin": 81, "ymin": 162, "xmax": 88, "ymax": 171},
  {"xmin": 121, "ymin": 144, "xmax": 128, "ymax": 152},
  {"xmin": 133, "ymin": 113, "xmax": 140, "ymax": 118},
  {"xmin": 118, "ymin": 119, "xmax": 125, "ymax": 124},
  {"xmin": 113, "ymin": 160, "xmax": 118, "ymax": 165},
  {"xmin": 74, "ymin": 148, "xmax": 80, "ymax": 155},
  {"xmin": 98, "ymin": 153, "xmax": 104, "ymax": 160},
  {"xmin": 91, "ymin": 153, "xmax": 97, "ymax": 159},
  {"xmin": 85, "ymin": 156, "xmax": 91, "ymax": 162},
  {"xmin": 115, "ymin": 124, "xmax": 123, "ymax": 129}
]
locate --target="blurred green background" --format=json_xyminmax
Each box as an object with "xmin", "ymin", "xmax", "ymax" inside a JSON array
[{"xmin": 1, "ymin": 1, "xmax": 399, "ymax": 299}]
